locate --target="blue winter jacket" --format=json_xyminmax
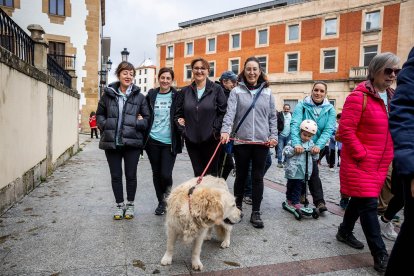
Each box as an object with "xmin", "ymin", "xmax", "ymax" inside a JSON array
[
  {"xmin": 284, "ymin": 140, "xmax": 319, "ymax": 180},
  {"xmin": 291, "ymin": 96, "xmax": 336, "ymax": 150},
  {"xmin": 389, "ymin": 47, "xmax": 414, "ymax": 177}
]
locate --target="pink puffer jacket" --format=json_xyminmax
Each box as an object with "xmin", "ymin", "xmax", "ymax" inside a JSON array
[{"xmin": 339, "ymin": 81, "xmax": 394, "ymax": 198}]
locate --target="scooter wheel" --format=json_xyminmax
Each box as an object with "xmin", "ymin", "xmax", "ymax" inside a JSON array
[
  {"xmin": 282, "ymin": 201, "xmax": 288, "ymax": 211},
  {"xmin": 312, "ymin": 209, "xmax": 319, "ymax": 219},
  {"xmin": 294, "ymin": 209, "xmax": 302, "ymax": 220}
]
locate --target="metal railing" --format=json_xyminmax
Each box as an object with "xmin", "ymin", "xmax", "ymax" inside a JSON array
[
  {"xmin": 48, "ymin": 53, "xmax": 76, "ymax": 70},
  {"xmin": 349, "ymin": 66, "xmax": 368, "ymax": 80},
  {"xmin": 0, "ymin": 7, "xmax": 34, "ymax": 65},
  {"xmin": 47, "ymin": 55, "xmax": 72, "ymax": 88}
]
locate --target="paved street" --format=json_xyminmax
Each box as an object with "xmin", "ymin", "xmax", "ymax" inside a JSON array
[{"xmin": 0, "ymin": 134, "xmax": 399, "ymax": 275}]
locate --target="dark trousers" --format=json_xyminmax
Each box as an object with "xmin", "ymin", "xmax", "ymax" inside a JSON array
[
  {"xmin": 340, "ymin": 197, "xmax": 387, "ymax": 258},
  {"xmin": 217, "ymin": 146, "xmax": 234, "ymax": 180},
  {"xmin": 307, "ymin": 160, "xmax": 325, "ymax": 205},
  {"xmin": 386, "ymin": 177, "xmax": 414, "ymax": 275},
  {"xmin": 318, "ymin": 146, "xmax": 330, "ymax": 164},
  {"xmin": 145, "ymin": 138, "xmax": 176, "ymax": 203},
  {"xmin": 185, "ymin": 138, "xmax": 220, "ymax": 177},
  {"xmin": 233, "ymin": 144, "xmax": 268, "ymax": 212},
  {"xmin": 287, "ymin": 179, "xmax": 304, "ymax": 205},
  {"xmin": 91, "ymin": 128, "xmax": 98, "ymax": 138},
  {"xmin": 105, "ymin": 147, "xmax": 141, "ymax": 204},
  {"xmin": 244, "ymin": 149, "xmax": 272, "ymax": 197},
  {"xmin": 383, "ymin": 177, "xmax": 404, "ymax": 221}
]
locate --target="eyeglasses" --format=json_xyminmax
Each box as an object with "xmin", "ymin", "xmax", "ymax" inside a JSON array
[
  {"xmin": 384, "ymin": 68, "xmax": 401, "ymax": 76},
  {"xmin": 313, "ymin": 88, "xmax": 325, "ymax": 93},
  {"xmin": 193, "ymin": 67, "xmax": 207, "ymax": 71}
]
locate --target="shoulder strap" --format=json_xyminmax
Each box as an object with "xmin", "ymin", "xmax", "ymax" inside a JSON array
[
  {"xmin": 232, "ymin": 86, "xmax": 265, "ymax": 136},
  {"xmin": 362, "ymin": 92, "xmax": 367, "ymax": 112}
]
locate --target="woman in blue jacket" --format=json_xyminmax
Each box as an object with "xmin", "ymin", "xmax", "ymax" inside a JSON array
[{"xmin": 290, "ymin": 81, "xmax": 336, "ymax": 213}]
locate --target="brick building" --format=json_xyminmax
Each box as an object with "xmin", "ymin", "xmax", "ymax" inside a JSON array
[{"xmin": 156, "ymin": 0, "xmax": 414, "ymax": 111}]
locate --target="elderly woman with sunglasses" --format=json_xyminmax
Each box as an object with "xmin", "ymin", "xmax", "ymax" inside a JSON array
[
  {"xmin": 335, "ymin": 52, "xmax": 400, "ymax": 273},
  {"xmin": 175, "ymin": 57, "xmax": 227, "ymax": 177}
]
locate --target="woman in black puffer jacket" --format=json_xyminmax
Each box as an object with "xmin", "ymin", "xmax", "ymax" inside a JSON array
[{"xmin": 96, "ymin": 61, "xmax": 149, "ymax": 220}]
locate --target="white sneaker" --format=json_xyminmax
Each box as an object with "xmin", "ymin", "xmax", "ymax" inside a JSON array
[
  {"xmin": 379, "ymin": 217, "xmax": 397, "ymax": 241},
  {"xmin": 329, "ymin": 168, "xmax": 335, "ymax": 172}
]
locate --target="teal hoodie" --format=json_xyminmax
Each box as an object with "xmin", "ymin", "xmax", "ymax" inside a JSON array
[{"xmin": 290, "ymin": 96, "xmax": 336, "ymax": 149}]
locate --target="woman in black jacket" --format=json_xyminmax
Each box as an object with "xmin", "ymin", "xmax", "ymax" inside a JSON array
[
  {"xmin": 145, "ymin": 68, "xmax": 182, "ymax": 215},
  {"xmin": 175, "ymin": 57, "xmax": 227, "ymax": 177},
  {"xmin": 96, "ymin": 61, "xmax": 150, "ymax": 220}
]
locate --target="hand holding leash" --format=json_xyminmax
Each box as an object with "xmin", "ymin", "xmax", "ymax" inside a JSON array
[{"xmin": 220, "ymin": 133, "xmax": 230, "ymax": 144}]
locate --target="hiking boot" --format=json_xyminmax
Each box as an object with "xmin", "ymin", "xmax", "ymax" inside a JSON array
[
  {"xmin": 277, "ymin": 163, "xmax": 284, "ymax": 168},
  {"xmin": 374, "ymin": 254, "xmax": 389, "ymax": 273},
  {"xmin": 339, "ymin": 198, "xmax": 349, "ymax": 210},
  {"xmin": 317, "ymin": 202, "xmax": 328, "ymax": 213},
  {"xmin": 336, "ymin": 229, "xmax": 364, "ymax": 249},
  {"xmin": 124, "ymin": 201, "xmax": 135, "ymax": 219},
  {"xmin": 250, "ymin": 211, "xmax": 264, "ymax": 228},
  {"xmin": 155, "ymin": 201, "xmax": 166, "ymax": 216},
  {"xmin": 379, "ymin": 216, "xmax": 398, "ymax": 241},
  {"xmin": 113, "ymin": 203, "xmax": 125, "ymax": 220},
  {"xmin": 243, "ymin": 196, "xmax": 253, "ymax": 205}
]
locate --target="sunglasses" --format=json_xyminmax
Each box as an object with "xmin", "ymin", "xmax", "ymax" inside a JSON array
[{"xmin": 384, "ymin": 68, "xmax": 401, "ymax": 75}]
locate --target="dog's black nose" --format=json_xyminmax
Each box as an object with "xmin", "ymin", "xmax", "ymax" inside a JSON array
[{"xmin": 224, "ymin": 218, "xmax": 235, "ymax": 225}]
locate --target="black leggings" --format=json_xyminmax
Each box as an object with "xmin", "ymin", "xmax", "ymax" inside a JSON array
[
  {"xmin": 91, "ymin": 128, "xmax": 98, "ymax": 138},
  {"xmin": 145, "ymin": 138, "xmax": 177, "ymax": 203},
  {"xmin": 185, "ymin": 138, "xmax": 220, "ymax": 177},
  {"xmin": 105, "ymin": 147, "xmax": 141, "ymax": 203},
  {"xmin": 233, "ymin": 144, "xmax": 268, "ymax": 212}
]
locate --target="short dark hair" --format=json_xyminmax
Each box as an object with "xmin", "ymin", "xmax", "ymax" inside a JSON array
[
  {"xmin": 238, "ymin": 56, "xmax": 269, "ymax": 87},
  {"xmin": 283, "ymin": 104, "xmax": 291, "ymax": 109},
  {"xmin": 336, "ymin": 113, "xmax": 342, "ymax": 119},
  {"xmin": 158, "ymin": 67, "xmax": 174, "ymax": 80},
  {"xmin": 115, "ymin": 61, "xmax": 136, "ymax": 78},
  {"xmin": 190, "ymin": 57, "xmax": 210, "ymax": 71},
  {"xmin": 90, "ymin": 111, "xmax": 96, "ymax": 117}
]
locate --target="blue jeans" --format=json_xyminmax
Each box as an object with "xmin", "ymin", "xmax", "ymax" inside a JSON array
[
  {"xmin": 277, "ymin": 134, "xmax": 290, "ymax": 164},
  {"xmin": 244, "ymin": 149, "xmax": 272, "ymax": 198}
]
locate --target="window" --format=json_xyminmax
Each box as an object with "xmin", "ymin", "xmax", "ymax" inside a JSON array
[
  {"xmin": 323, "ymin": 49, "xmax": 336, "ymax": 70},
  {"xmin": 329, "ymin": 99, "xmax": 336, "ymax": 107},
  {"xmin": 284, "ymin": 99, "xmax": 298, "ymax": 111},
  {"xmin": 231, "ymin": 34, "xmax": 240, "ymax": 49},
  {"xmin": 325, "ymin": 18, "xmax": 337, "ymax": 36},
  {"xmin": 167, "ymin": 45, "xmax": 174, "ymax": 59},
  {"xmin": 144, "ymin": 87, "xmax": 147, "ymax": 92},
  {"xmin": 139, "ymin": 79, "xmax": 141, "ymax": 84},
  {"xmin": 287, "ymin": 53, "xmax": 298, "ymax": 72},
  {"xmin": 257, "ymin": 56, "xmax": 267, "ymax": 73},
  {"xmin": 209, "ymin": 62, "xmax": 215, "ymax": 78},
  {"xmin": 230, "ymin": 59, "xmax": 239, "ymax": 75},
  {"xmin": 364, "ymin": 45, "xmax": 378, "ymax": 66},
  {"xmin": 0, "ymin": 0, "xmax": 13, "ymax": 7},
  {"xmin": 185, "ymin": 65, "xmax": 192, "ymax": 80},
  {"xmin": 207, "ymin": 38, "xmax": 216, "ymax": 52},
  {"xmin": 258, "ymin": 29, "xmax": 268, "ymax": 45},
  {"xmin": 139, "ymin": 70, "xmax": 141, "ymax": 75},
  {"xmin": 48, "ymin": 41, "xmax": 66, "ymax": 68},
  {"xmin": 288, "ymin": 24, "xmax": 299, "ymax": 41},
  {"xmin": 144, "ymin": 69, "xmax": 147, "ymax": 74},
  {"xmin": 186, "ymin": 42, "xmax": 193, "ymax": 56},
  {"xmin": 144, "ymin": 78, "xmax": 147, "ymax": 84},
  {"xmin": 49, "ymin": 0, "xmax": 65, "ymax": 16},
  {"xmin": 365, "ymin": 11, "xmax": 380, "ymax": 31}
]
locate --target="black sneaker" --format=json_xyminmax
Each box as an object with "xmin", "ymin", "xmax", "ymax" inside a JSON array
[
  {"xmin": 250, "ymin": 211, "xmax": 264, "ymax": 228},
  {"xmin": 374, "ymin": 254, "xmax": 389, "ymax": 273},
  {"xmin": 154, "ymin": 202, "xmax": 166, "ymax": 216},
  {"xmin": 336, "ymin": 229, "xmax": 364, "ymax": 249},
  {"xmin": 317, "ymin": 202, "xmax": 328, "ymax": 213}
]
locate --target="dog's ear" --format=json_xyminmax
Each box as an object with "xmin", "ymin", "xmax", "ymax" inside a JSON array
[
  {"xmin": 205, "ymin": 192, "xmax": 224, "ymax": 225},
  {"xmin": 192, "ymin": 189, "xmax": 224, "ymax": 225}
]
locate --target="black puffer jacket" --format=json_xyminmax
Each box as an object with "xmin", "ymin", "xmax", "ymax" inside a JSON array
[
  {"xmin": 96, "ymin": 82, "xmax": 149, "ymax": 150},
  {"xmin": 145, "ymin": 87, "xmax": 183, "ymax": 155},
  {"xmin": 174, "ymin": 79, "xmax": 227, "ymax": 143}
]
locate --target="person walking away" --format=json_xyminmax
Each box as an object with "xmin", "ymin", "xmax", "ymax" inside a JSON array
[
  {"xmin": 336, "ymin": 52, "xmax": 399, "ymax": 272},
  {"xmin": 386, "ymin": 47, "xmax": 414, "ymax": 275},
  {"xmin": 221, "ymin": 56, "xmax": 278, "ymax": 228},
  {"xmin": 216, "ymin": 71, "xmax": 237, "ymax": 179},
  {"xmin": 290, "ymin": 81, "xmax": 336, "ymax": 213},
  {"xmin": 276, "ymin": 104, "xmax": 292, "ymax": 168},
  {"xmin": 145, "ymin": 68, "xmax": 182, "ymax": 216},
  {"xmin": 283, "ymin": 120, "xmax": 319, "ymax": 215},
  {"xmin": 175, "ymin": 58, "xmax": 227, "ymax": 177},
  {"xmin": 96, "ymin": 61, "xmax": 149, "ymax": 220},
  {"xmin": 89, "ymin": 111, "xmax": 98, "ymax": 138}
]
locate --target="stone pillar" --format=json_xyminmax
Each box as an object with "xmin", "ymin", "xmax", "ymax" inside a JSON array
[
  {"xmin": 66, "ymin": 69, "xmax": 78, "ymax": 91},
  {"xmin": 27, "ymin": 24, "xmax": 48, "ymax": 73}
]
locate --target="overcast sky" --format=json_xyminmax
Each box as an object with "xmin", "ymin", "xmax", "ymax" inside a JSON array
[{"xmin": 105, "ymin": 0, "xmax": 268, "ymax": 81}]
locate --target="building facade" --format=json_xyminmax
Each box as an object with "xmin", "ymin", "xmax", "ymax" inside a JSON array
[
  {"xmin": 156, "ymin": 0, "xmax": 414, "ymax": 111},
  {"xmin": 2, "ymin": 0, "xmax": 106, "ymax": 131},
  {"xmin": 135, "ymin": 58, "xmax": 156, "ymax": 95}
]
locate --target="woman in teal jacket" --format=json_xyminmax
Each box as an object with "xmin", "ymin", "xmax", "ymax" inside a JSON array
[{"xmin": 290, "ymin": 81, "xmax": 336, "ymax": 213}]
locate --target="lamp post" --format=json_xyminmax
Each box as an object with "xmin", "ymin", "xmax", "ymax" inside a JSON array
[
  {"xmin": 121, "ymin": 48, "xmax": 130, "ymax": 62},
  {"xmin": 99, "ymin": 58, "xmax": 113, "ymax": 98}
]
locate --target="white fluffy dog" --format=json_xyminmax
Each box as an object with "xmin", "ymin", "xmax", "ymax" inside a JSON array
[{"xmin": 160, "ymin": 175, "xmax": 241, "ymax": 271}]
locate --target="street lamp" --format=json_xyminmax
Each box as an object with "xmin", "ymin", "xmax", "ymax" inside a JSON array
[
  {"xmin": 121, "ymin": 48, "xmax": 129, "ymax": 61},
  {"xmin": 106, "ymin": 59, "xmax": 112, "ymax": 72}
]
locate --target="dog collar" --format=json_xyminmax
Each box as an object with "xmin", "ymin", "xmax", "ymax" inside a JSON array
[{"xmin": 188, "ymin": 186, "xmax": 196, "ymax": 213}]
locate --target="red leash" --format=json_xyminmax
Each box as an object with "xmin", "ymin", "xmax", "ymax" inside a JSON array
[{"xmin": 196, "ymin": 140, "xmax": 223, "ymax": 184}]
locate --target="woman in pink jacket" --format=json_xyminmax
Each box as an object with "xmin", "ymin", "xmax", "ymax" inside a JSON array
[{"xmin": 336, "ymin": 52, "xmax": 399, "ymax": 273}]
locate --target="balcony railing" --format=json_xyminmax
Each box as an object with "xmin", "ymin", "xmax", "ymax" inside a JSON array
[
  {"xmin": 47, "ymin": 55, "xmax": 72, "ymax": 88},
  {"xmin": 0, "ymin": 7, "xmax": 34, "ymax": 65},
  {"xmin": 48, "ymin": 53, "xmax": 76, "ymax": 70},
  {"xmin": 349, "ymin": 66, "xmax": 368, "ymax": 80}
]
